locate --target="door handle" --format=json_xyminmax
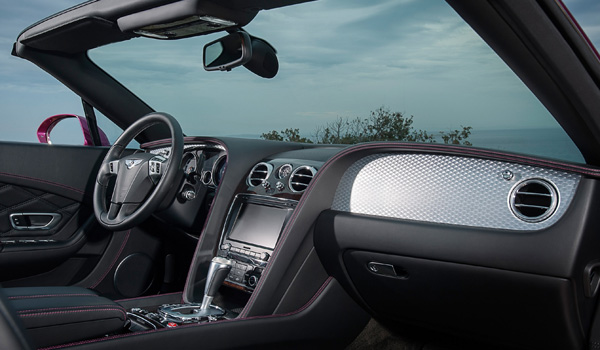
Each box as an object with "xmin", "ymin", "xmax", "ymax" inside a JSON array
[{"xmin": 9, "ymin": 213, "xmax": 62, "ymax": 230}]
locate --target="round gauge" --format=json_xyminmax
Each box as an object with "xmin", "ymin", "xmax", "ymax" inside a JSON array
[
  {"xmin": 212, "ymin": 155, "xmax": 227, "ymax": 186},
  {"xmin": 278, "ymin": 164, "xmax": 293, "ymax": 179},
  {"xmin": 182, "ymin": 154, "xmax": 197, "ymax": 175}
]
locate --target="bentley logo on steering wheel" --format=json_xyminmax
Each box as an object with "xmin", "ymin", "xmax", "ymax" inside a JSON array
[{"xmin": 125, "ymin": 159, "xmax": 143, "ymax": 169}]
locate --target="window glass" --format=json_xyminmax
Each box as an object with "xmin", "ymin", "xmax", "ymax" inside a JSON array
[
  {"xmin": 95, "ymin": 109, "xmax": 139, "ymax": 148},
  {"xmin": 0, "ymin": 0, "xmax": 94, "ymax": 145},
  {"xmin": 89, "ymin": 0, "xmax": 584, "ymax": 163},
  {"xmin": 563, "ymin": 0, "xmax": 600, "ymax": 51}
]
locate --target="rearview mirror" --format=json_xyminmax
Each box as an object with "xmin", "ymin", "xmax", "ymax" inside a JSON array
[
  {"xmin": 244, "ymin": 36, "xmax": 278, "ymax": 79},
  {"xmin": 203, "ymin": 31, "xmax": 252, "ymax": 71}
]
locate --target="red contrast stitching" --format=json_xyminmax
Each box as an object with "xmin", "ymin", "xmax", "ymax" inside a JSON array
[
  {"xmin": 19, "ymin": 308, "xmax": 127, "ymax": 321},
  {"xmin": 0, "ymin": 172, "xmax": 85, "ymax": 195},
  {"xmin": 238, "ymin": 142, "xmax": 600, "ymax": 316},
  {"xmin": 17, "ymin": 305, "xmax": 122, "ymax": 314},
  {"xmin": 37, "ymin": 277, "xmax": 334, "ymax": 350},
  {"xmin": 89, "ymin": 229, "xmax": 131, "ymax": 289},
  {"xmin": 7, "ymin": 293, "xmax": 95, "ymax": 300},
  {"xmin": 115, "ymin": 292, "xmax": 183, "ymax": 303},
  {"xmin": 182, "ymin": 139, "xmax": 228, "ymax": 301}
]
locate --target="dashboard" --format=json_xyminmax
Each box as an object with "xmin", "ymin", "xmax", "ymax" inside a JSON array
[{"xmin": 139, "ymin": 137, "xmax": 600, "ymax": 349}]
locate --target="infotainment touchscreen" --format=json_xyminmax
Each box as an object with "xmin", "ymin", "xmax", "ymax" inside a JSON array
[
  {"xmin": 227, "ymin": 202, "xmax": 293, "ymax": 249},
  {"xmin": 219, "ymin": 194, "xmax": 297, "ymax": 290}
]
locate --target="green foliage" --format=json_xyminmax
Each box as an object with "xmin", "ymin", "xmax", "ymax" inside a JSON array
[
  {"xmin": 261, "ymin": 128, "xmax": 313, "ymax": 143},
  {"xmin": 439, "ymin": 126, "xmax": 473, "ymax": 146},
  {"xmin": 261, "ymin": 107, "xmax": 472, "ymax": 146}
]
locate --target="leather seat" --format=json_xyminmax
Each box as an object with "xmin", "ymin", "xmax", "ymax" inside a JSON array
[
  {"xmin": 4, "ymin": 286, "xmax": 127, "ymax": 348},
  {"xmin": 0, "ymin": 288, "xmax": 32, "ymax": 350}
]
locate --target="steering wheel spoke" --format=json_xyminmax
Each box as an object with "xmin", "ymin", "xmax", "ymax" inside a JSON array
[
  {"xmin": 149, "ymin": 155, "xmax": 168, "ymax": 185},
  {"xmin": 106, "ymin": 202, "xmax": 122, "ymax": 221},
  {"xmin": 108, "ymin": 160, "xmax": 119, "ymax": 174}
]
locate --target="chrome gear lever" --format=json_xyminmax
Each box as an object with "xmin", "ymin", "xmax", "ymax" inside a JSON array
[
  {"xmin": 157, "ymin": 256, "xmax": 232, "ymax": 323},
  {"xmin": 200, "ymin": 256, "xmax": 233, "ymax": 311}
]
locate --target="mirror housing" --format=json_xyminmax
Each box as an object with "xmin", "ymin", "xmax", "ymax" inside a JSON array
[
  {"xmin": 203, "ymin": 31, "xmax": 252, "ymax": 71},
  {"xmin": 244, "ymin": 36, "xmax": 278, "ymax": 79},
  {"xmin": 37, "ymin": 114, "xmax": 110, "ymax": 146},
  {"xmin": 203, "ymin": 31, "xmax": 279, "ymax": 78}
]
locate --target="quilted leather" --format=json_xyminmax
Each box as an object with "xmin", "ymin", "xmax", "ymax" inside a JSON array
[{"xmin": 0, "ymin": 182, "xmax": 80, "ymax": 237}]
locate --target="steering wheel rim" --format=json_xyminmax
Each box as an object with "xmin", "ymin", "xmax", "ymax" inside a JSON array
[{"xmin": 93, "ymin": 112, "xmax": 183, "ymax": 231}]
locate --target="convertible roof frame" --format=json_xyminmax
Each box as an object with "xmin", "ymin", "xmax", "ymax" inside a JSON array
[{"xmin": 11, "ymin": 0, "xmax": 312, "ymax": 143}]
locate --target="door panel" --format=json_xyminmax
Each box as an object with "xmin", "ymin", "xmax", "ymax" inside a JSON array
[
  {"xmin": 0, "ymin": 141, "xmax": 190, "ymax": 298},
  {"xmin": 0, "ymin": 182, "xmax": 81, "ymax": 238},
  {"xmin": 0, "ymin": 142, "xmax": 111, "ymax": 286}
]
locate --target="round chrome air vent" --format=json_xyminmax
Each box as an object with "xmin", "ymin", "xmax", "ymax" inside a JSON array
[
  {"xmin": 509, "ymin": 179, "xmax": 558, "ymax": 223},
  {"xmin": 289, "ymin": 166, "xmax": 317, "ymax": 193},
  {"xmin": 247, "ymin": 162, "xmax": 273, "ymax": 187}
]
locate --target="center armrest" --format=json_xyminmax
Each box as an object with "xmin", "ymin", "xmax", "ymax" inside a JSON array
[{"xmin": 5, "ymin": 286, "xmax": 127, "ymax": 348}]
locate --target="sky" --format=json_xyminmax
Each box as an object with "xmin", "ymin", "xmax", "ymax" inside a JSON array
[{"xmin": 0, "ymin": 0, "xmax": 598, "ymax": 152}]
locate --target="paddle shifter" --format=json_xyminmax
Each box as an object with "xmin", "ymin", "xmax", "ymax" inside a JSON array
[{"xmin": 200, "ymin": 256, "xmax": 233, "ymax": 312}]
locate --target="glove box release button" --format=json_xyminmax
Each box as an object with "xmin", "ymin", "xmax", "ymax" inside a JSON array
[{"xmin": 367, "ymin": 262, "xmax": 409, "ymax": 279}]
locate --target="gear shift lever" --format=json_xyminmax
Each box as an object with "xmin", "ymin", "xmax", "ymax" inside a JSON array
[
  {"xmin": 157, "ymin": 256, "xmax": 232, "ymax": 323},
  {"xmin": 200, "ymin": 256, "xmax": 232, "ymax": 311}
]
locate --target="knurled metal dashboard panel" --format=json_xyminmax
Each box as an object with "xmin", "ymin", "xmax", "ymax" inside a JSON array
[{"xmin": 331, "ymin": 153, "xmax": 581, "ymax": 231}]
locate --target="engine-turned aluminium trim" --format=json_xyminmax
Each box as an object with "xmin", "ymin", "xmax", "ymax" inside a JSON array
[{"xmin": 331, "ymin": 153, "xmax": 580, "ymax": 231}]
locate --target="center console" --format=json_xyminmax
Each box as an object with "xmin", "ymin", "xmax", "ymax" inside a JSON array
[
  {"xmin": 127, "ymin": 194, "xmax": 297, "ymax": 329},
  {"xmin": 217, "ymin": 194, "xmax": 297, "ymax": 291}
]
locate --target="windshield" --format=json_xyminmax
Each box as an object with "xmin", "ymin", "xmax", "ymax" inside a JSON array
[{"xmin": 88, "ymin": 1, "xmax": 585, "ymax": 162}]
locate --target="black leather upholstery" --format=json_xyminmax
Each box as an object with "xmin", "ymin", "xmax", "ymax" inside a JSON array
[
  {"xmin": 5, "ymin": 286, "xmax": 127, "ymax": 348},
  {"xmin": 0, "ymin": 288, "xmax": 33, "ymax": 350},
  {"xmin": 0, "ymin": 182, "xmax": 80, "ymax": 237}
]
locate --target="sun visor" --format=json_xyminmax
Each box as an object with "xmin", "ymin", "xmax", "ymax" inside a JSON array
[
  {"xmin": 117, "ymin": 0, "xmax": 257, "ymax": 39},
  {"xmin": 20, "ymin": 17, "xmax": 135, "ymax": 54}
]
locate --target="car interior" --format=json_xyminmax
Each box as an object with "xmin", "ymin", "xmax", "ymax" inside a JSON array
[{"xmin": 2, "ymin": 0, "xmax": 600, "ymax": 349}]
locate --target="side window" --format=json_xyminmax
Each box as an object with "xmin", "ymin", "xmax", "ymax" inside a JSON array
[
  {"xmin": 96, "ymin": 110, "xmax": 139, "ymax": 148},
  {"xmin": 0, "ymin": 70, "xmax": 125, "ymax": 146},
  {"xmin": 1, "ymin": 52, "xmax": 132, "ymax": 147},
  {"xmin": 0, "ymin": 81, "xmax": 87, "ymax": 144}
]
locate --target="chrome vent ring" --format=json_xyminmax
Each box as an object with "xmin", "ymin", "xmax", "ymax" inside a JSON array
[
  {"xmin": 247, "ymin": 162, "xmax": 273, "ymax": 187},
  {"xmin": 509, "ymin": 179, "xmax": 558, "ymax": 223},
  {"xmin": 289, "ymin": 166, "xmax": 317, "ymax": 193}
]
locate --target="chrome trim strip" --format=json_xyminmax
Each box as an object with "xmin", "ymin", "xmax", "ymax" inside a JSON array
[{"xmin": 9, "ymin": 212, "xmax": 62, "ymax": 230}]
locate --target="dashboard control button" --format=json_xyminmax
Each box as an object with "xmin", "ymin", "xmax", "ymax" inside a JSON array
[
  {"xmin": 276, "ymin": 181, "xmax": 285, "ymax": 191},
  {"xmin": 181, "ymin": 190, "xmax": 196, "ymax": 201},
  {"xmin": 247, "ymin": 275, "xmax": 259, "ymax": 287}
]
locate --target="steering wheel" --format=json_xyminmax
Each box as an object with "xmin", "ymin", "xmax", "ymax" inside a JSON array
[{"xmin": 93, "ymin": 112, "xmax": 183, "ymax": 231}]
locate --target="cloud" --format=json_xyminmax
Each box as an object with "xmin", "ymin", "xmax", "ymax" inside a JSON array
[{"xmin": 0, "ymin": 0, "xmax": 590, "ymax": 148}]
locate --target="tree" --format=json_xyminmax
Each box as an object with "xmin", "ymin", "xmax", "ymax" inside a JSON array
[
  {"xmin": 261, "ymin": 128, "xmax": 313, "ymax": 143},
  {"xmin": 439, "ymin": 126, "xmax": 472, "ymax": 146},
  {"xmin": 261, "ymin": 107, "xmax": 472, "ymax": 145}
]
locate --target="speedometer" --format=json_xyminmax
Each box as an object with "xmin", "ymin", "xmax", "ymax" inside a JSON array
[{"xmin": 182, "ymin": 154, "xmax": 197, "ymax": 175}]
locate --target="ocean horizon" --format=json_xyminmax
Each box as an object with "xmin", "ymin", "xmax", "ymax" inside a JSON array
[
  {"xmin": 223, "ymin": 127, "xmax": 584, "ymax": 163},
  {"xmin": 467, "ymin": 128, "xmax": 584, "ymax": 163}
]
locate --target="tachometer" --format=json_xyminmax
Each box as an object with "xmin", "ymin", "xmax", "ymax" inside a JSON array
[
  {"xmin": 182, "ymin": 153, "xmax": 197, "ymax": 175},
  {"xmin": 213, "ymin": 155, "xmax": 227, "ymax": 186}
]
